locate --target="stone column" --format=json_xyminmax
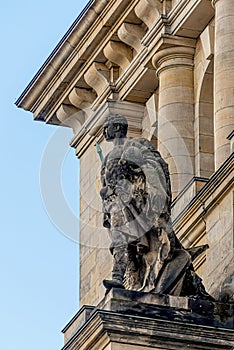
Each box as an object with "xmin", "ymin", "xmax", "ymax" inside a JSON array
[
  {"xmin": 153, "ymin": 46, "xmax": 195, "ymax": 198},
  {"xmin": 212, "ymin": 0, "xmax": 234, "ymax": 169}
]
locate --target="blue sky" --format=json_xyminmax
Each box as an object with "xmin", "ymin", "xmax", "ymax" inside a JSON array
[{"xmin": 1, "ymin": 1, "xmax": 88, "ymax": 349}]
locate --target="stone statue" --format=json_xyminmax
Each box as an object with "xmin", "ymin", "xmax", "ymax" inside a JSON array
[{"xmin": 100, "ymin": 114, "xmax": 213, "ymax": 300}]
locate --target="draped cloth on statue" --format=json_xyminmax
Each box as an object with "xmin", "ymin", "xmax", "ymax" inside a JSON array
[
  {"xmin": 101, "ymin": 137, "xmax": 193, "ymax": 294},
  {"xmin": 100, "ymin": 113, "xmax": 212, "ymax": 300}
]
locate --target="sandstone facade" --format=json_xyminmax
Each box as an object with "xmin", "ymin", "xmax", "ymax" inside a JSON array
[{"xmin": 17, "ymin": 0, "xmax": 234, "ymax": 313}]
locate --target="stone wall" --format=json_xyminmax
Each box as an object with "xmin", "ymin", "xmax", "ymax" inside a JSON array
[
  {"xmin": 206, "ymin": 189, "xmax": 234, "ymax": 298},
  {"xmin": 79, "ymin": 139, "xmax": 112, "ymax": 305}
]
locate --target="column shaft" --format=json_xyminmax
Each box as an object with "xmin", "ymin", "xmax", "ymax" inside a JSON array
[
  {"xmin": 213, "ymin": 0, "xmax": 234, "ymax": 169},
  {"xmin": 153, "ymin": 47, "xmax": 195, "ymax": 198}
]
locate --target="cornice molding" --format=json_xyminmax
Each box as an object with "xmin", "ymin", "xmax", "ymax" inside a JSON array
[
  {"xmin": 31, "ymin": 0, "xmax": 140, "ymax": 123},
  {"xmin": 169, "ymin": 0, "xmax": 214, "ymax": 38},
  {"xmin": 15, "ymin": 0, "xmax": 106, "ymax": 110},
  {"xmin": 15, "ymin": 0, "xmax": 134, "ymax": 115},
  {"xmin": 16, "ymin": 0, "xmax": 212, "ymax": 128}
]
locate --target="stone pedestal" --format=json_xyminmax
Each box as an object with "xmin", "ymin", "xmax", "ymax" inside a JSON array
[
  {"xmin": 212, "ymin": 0, "xmax": 234, "ymax": 169},
  {"xmin": 62, "ymin": 289, "xmax": 234, "ymax": 350}
]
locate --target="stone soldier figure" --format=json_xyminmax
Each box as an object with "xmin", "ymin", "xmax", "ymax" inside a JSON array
[{"xmin": 100, "ymin": 114, "xmax": 213, "ymax": 299}]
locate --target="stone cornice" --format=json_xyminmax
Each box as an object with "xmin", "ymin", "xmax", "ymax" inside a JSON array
[
  {"xmin": 15, "ymin": 0, "xmax": 103, "ymax": 112},
  {"xmin": 15, "ymin": 0, "xmax": 136, "ymax": 117},
  {"xmin": 16, "ymin": 0, "xmax": 213, "ymax": 132},
  {"xmin": 30, "ymin": 0, "xmax": 143, "ymax": 124}
]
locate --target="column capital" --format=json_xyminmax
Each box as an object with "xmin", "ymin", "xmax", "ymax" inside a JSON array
[{"xmin": 152, "ymin": 46, "xmax": 195, "ymax": 76}]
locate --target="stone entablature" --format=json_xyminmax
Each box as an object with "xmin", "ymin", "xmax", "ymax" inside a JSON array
[{"xmin": 16, "ymin": 0, "xmax": 214, "ymax": 142}]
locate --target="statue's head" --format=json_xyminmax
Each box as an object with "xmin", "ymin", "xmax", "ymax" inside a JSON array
[{"xmin": 103, "ymin": 114, "xmax": 128, "ymax": 141}]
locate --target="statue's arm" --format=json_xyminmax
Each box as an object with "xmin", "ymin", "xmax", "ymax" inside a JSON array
[{"xmin": 100, "ymin": 158, "xmax": 111, "ymax": 228}]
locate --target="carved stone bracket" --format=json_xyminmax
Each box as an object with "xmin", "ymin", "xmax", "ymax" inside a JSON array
[
  {"xmin": 56, "ymin": 104, "xmax": 85, "ymax": 134},
  {"xmin": 84, "ymin": 62, "xmax": 110, "ymax": 97},
  {"xmin": 135, "ymin": 0, "xmax": 163, "ymax": 29},
  {"xmin": 68, "ymin": 87, "xmax": 96, "ymax": 118},
  {"xmin": 103, "ymin": 41, "xmax": 133, "ymax": 72},
  {"xmin": 117, "ymin": 23, "xmax": 146, "ymax": 52}
]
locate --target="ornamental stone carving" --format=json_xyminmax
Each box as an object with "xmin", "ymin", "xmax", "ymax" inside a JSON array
[
  {"xmin": 117, "ymin": 23, "xmax": 146, "ymax": 52},
  {"xmin": 135, "ymin": 0, "xmax": 163, "ymax": 29},
  {"xmin": 103, "ymin": 41, "xmax": 133, "ymax": 72},
  {"xmin": 56, "ymin": 104, "xmax": 85, "ymax": 134},
  {"xmin": 68, "ymin": 87, "xmax": 96, "ymax": 118},
  {"xmin": 84, "ymin": 62, "xmax": 110, "ymax": 97}
]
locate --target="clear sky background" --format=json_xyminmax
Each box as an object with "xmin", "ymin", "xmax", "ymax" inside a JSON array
[{"xmin": 1, "ymin": 1, "xmax": 88, "ymax": 349}]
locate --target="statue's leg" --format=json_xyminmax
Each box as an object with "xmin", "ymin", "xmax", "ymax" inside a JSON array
[
  {"xmin": 125, "ymin": 243, "xmax": 142, "ymax": 290},
  {"xmin": 103, "ymin": 229, "xmax": 128, "ymax": 292},
  {"xmin": 112, "ymin": 244, "xmax": 128, "ymax": 284}
]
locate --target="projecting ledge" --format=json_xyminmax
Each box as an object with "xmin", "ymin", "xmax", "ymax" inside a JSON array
[{"xmin": 62, "ymin": 289, "xmax": 234, "ymax": 350}]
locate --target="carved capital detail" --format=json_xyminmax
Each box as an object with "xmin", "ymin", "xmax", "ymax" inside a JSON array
[
  {"xmin": 56, "ymin": 104, "xmax": 85, "ymax": 134},
  {"xmin": 152, "ymin": 46, "xmax": 195, "ymax": 75},
  {"xmin": 135, "ymin": 0, "xmax": 163, "ymax": 29},
  {"xmin": 84, "ymin": 62, "xmax": 110, "ymax": 97},
  {"xmin": 103, "ymin": 41, "xmax": 133, "ymax": 71},
  {"xmin": 117, "ymin": 23, "xmax": 146, "ymax": 52}
]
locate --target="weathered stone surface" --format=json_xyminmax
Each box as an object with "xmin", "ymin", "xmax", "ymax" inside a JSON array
[
  {"xmin": 95, "ymin": 288, "xmax": 233, "ymax": 329},
  {"xmin": 62, "ymin": 289, "xmax": 234, "ymax": 349},
  {"xmin": 100, "ymin": 114, "xmax": 213, "ymax": 302}
]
